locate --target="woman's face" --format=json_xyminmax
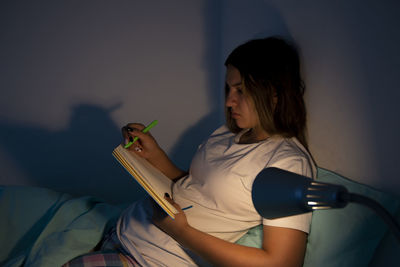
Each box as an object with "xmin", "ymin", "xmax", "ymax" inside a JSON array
[{"xmin": 225, "ymin": 65, "xmax": 262, "ymax": 133}]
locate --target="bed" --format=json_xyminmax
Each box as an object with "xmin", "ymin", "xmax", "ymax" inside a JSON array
[{"xmin": 1, "ymin": 167, "xmax": 399, "ymax": 266}]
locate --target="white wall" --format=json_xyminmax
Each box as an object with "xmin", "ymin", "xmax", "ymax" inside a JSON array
[
  {"xmin": 1, "ymin": 0, "xmax": 399, "ymax": 204},
  {"xmin": 0, "ymin": 0, "xmax": 224, "ymax": 203}
]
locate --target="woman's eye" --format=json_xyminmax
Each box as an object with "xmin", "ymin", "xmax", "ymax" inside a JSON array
[{"xmin": 237, "ymin": 88, "xmax": 243, "ymax": 94}]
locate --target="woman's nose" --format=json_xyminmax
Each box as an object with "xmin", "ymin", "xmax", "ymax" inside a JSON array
[{"xmin": 226, "ymin": 90, "xmax": 236, "ymax": 107}]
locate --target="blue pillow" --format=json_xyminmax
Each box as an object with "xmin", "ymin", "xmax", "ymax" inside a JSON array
[
  {"xmin": 235, "ymin": 224, "xmax": 263, "ymax": 248},
  {"xmin": 235, "ymin": 168, "xmax": 400, "ymax": 267},
  {"xmin": 303, "ymin": 168, "xmax": 399, "ymax": 267}
]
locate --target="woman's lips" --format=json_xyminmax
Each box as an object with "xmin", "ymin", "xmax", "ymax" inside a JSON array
[{"xmin": 231, "ymin": 112, "xmax": 240, "ymax": 119}]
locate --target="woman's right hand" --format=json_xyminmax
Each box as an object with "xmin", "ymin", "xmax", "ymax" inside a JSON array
[
  {"xmin": 121, "ymin": 123, "xmax": 163, "ymax": 161},
  {"xmin": 122, "ymin": 122, "xmax": 187, "ymax": 181}
]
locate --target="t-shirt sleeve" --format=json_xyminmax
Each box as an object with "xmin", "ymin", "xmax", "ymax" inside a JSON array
[{"xmin": 262, "ymin": 151, "xmax": 314, "ymax": 233}]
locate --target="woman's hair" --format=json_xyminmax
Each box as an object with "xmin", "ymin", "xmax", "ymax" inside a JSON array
[{"xmin": 224, "ymin": 36, "xmax": 308, "ymax": 149}]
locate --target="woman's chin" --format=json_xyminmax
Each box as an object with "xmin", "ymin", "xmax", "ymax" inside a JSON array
[{"xmin": 233, "ymin": 118, "xmax": 249, "ymax": 129}]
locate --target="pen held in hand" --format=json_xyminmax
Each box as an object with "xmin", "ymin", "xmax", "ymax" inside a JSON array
[{"xmin": 125, "ymin": 120, "xmax": 158, "ymax": 148}]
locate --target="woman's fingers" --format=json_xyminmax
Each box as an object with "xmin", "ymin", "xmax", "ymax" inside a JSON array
[
  {"xmin": 164, "ymin": 193, "xmax": 183, "ymax": 211},
  {"xmin": 122, "ymin": 123, "xmax": 144, "ymax": 135},
  {"xmin": 120, "ymin": 122, "xmax": 162, "ymax": 161},
  {"xmin": 126, "ymin": 123, "xmax": 145, "ymax": 131},
  {"xmin": 121, "ymin": 123, "xmax": 153, "ymax": 148}
]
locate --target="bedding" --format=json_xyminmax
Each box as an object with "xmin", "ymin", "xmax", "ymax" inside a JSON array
[
  {"xmin": 0, "ymin": 186, "xmax": 123, "ymax": 267},
  {"xmin": 1, "ymin": 167, "xmax": 399, "ymax": 267}
]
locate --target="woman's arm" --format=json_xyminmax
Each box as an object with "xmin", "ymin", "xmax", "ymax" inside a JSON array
[
  {"xmin": 154, "ymin": 197, "xmax": 307, "ymax": 267},
  {"xmin": 122, "ymin": 123, "xmax": 187, "ymax": 181}
]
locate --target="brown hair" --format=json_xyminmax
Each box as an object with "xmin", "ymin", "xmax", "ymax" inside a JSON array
[{"xmin": 224, "ymin": 36, "xmax": 308, "ymax": 149}]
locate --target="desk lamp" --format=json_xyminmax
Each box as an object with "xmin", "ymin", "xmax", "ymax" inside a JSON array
[{"xmin": 251, "ymin": 167, "xmax": 400, "ymax": 242}]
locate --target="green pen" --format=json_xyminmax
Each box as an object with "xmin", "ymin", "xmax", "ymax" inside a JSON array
[{"xmin": 124, "ymin": 120, "xmax": 158, "ymax": 148}]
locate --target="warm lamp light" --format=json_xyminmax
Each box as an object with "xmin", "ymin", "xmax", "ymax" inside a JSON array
[{"xmin": 251, "ymin": 167, "xmax": 400, "ymax": 242}]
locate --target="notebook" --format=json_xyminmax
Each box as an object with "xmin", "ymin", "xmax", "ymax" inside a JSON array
[{"xmin": 112, "ymin": 144, "xmax": 178, "ymax": 219}]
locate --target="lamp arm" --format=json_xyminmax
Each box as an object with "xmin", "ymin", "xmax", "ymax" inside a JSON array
[{"xmin": 343, "ymin": 192, "xmax": 400, "ymax": 243}]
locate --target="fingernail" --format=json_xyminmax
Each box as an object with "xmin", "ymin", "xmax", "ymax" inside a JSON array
[{"xmin": 135, "ymin": 147, "xmax": 142, "ymax": 152}]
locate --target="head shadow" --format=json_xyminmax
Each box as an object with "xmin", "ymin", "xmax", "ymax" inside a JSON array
[
  {"xmin": 0, "ymin": 103, "xmax": 146, "ymax": 204},
  {"xmin": 169, "ymin": 0, "xmax": 293, "ymax": 170}
]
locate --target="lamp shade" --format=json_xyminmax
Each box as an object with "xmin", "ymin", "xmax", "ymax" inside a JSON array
[{"xmin": 252, "ymin": 167, "xmax": 348, "ymax": 219}]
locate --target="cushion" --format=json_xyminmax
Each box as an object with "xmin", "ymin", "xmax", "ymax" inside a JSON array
[{"xmin": 235, "ymin": 167, "xmax": 400, "ymax": 267}]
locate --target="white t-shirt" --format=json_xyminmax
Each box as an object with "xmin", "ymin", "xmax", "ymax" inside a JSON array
[{"xmin": 117, "ymin": 125, "xmax": 316, "ymax": 267}]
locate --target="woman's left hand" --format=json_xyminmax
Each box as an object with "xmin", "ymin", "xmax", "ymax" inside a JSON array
[{"xmin": 152, "ymin": 194, "xmax": 190, "ymax": 240}]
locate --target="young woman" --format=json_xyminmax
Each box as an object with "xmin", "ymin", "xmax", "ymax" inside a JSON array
[{"xmin": 65, "ymin": 36, "xmax": 316, "ymax": 267}]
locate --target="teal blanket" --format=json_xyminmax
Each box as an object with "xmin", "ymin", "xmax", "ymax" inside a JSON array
[{"xmin": 0, "ymin": 186, "xmax": 123, "ymax": 267}]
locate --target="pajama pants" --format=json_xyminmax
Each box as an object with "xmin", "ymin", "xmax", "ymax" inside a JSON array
[{"xmin": 63, "ymin": 227, "xmax": 140, "ymax": 267}]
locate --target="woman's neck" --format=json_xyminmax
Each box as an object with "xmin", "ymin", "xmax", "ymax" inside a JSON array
[{"xmin": 239, "ymin": 128, "xmax": 270, "ymax": 144}]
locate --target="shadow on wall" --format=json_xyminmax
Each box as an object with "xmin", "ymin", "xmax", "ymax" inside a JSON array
[
  {"xmin": 0, "ymin": 103, "xmax": 146, "ymax": 204},
  {"xmin": 169, "ymin": 113, "xmax": 222, "ymax": 170},
  {"xmin": 168, "ymin": 0, "xmax": 224, "ymax": 170},
  {"xmin": 0, "ymin": 1, "xmax": 226, "ymax": 204}
]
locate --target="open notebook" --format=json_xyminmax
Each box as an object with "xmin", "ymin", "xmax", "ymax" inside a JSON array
[{"xmin": 112, "ymin": 144, "xmax": 178, "ymax": 219}]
